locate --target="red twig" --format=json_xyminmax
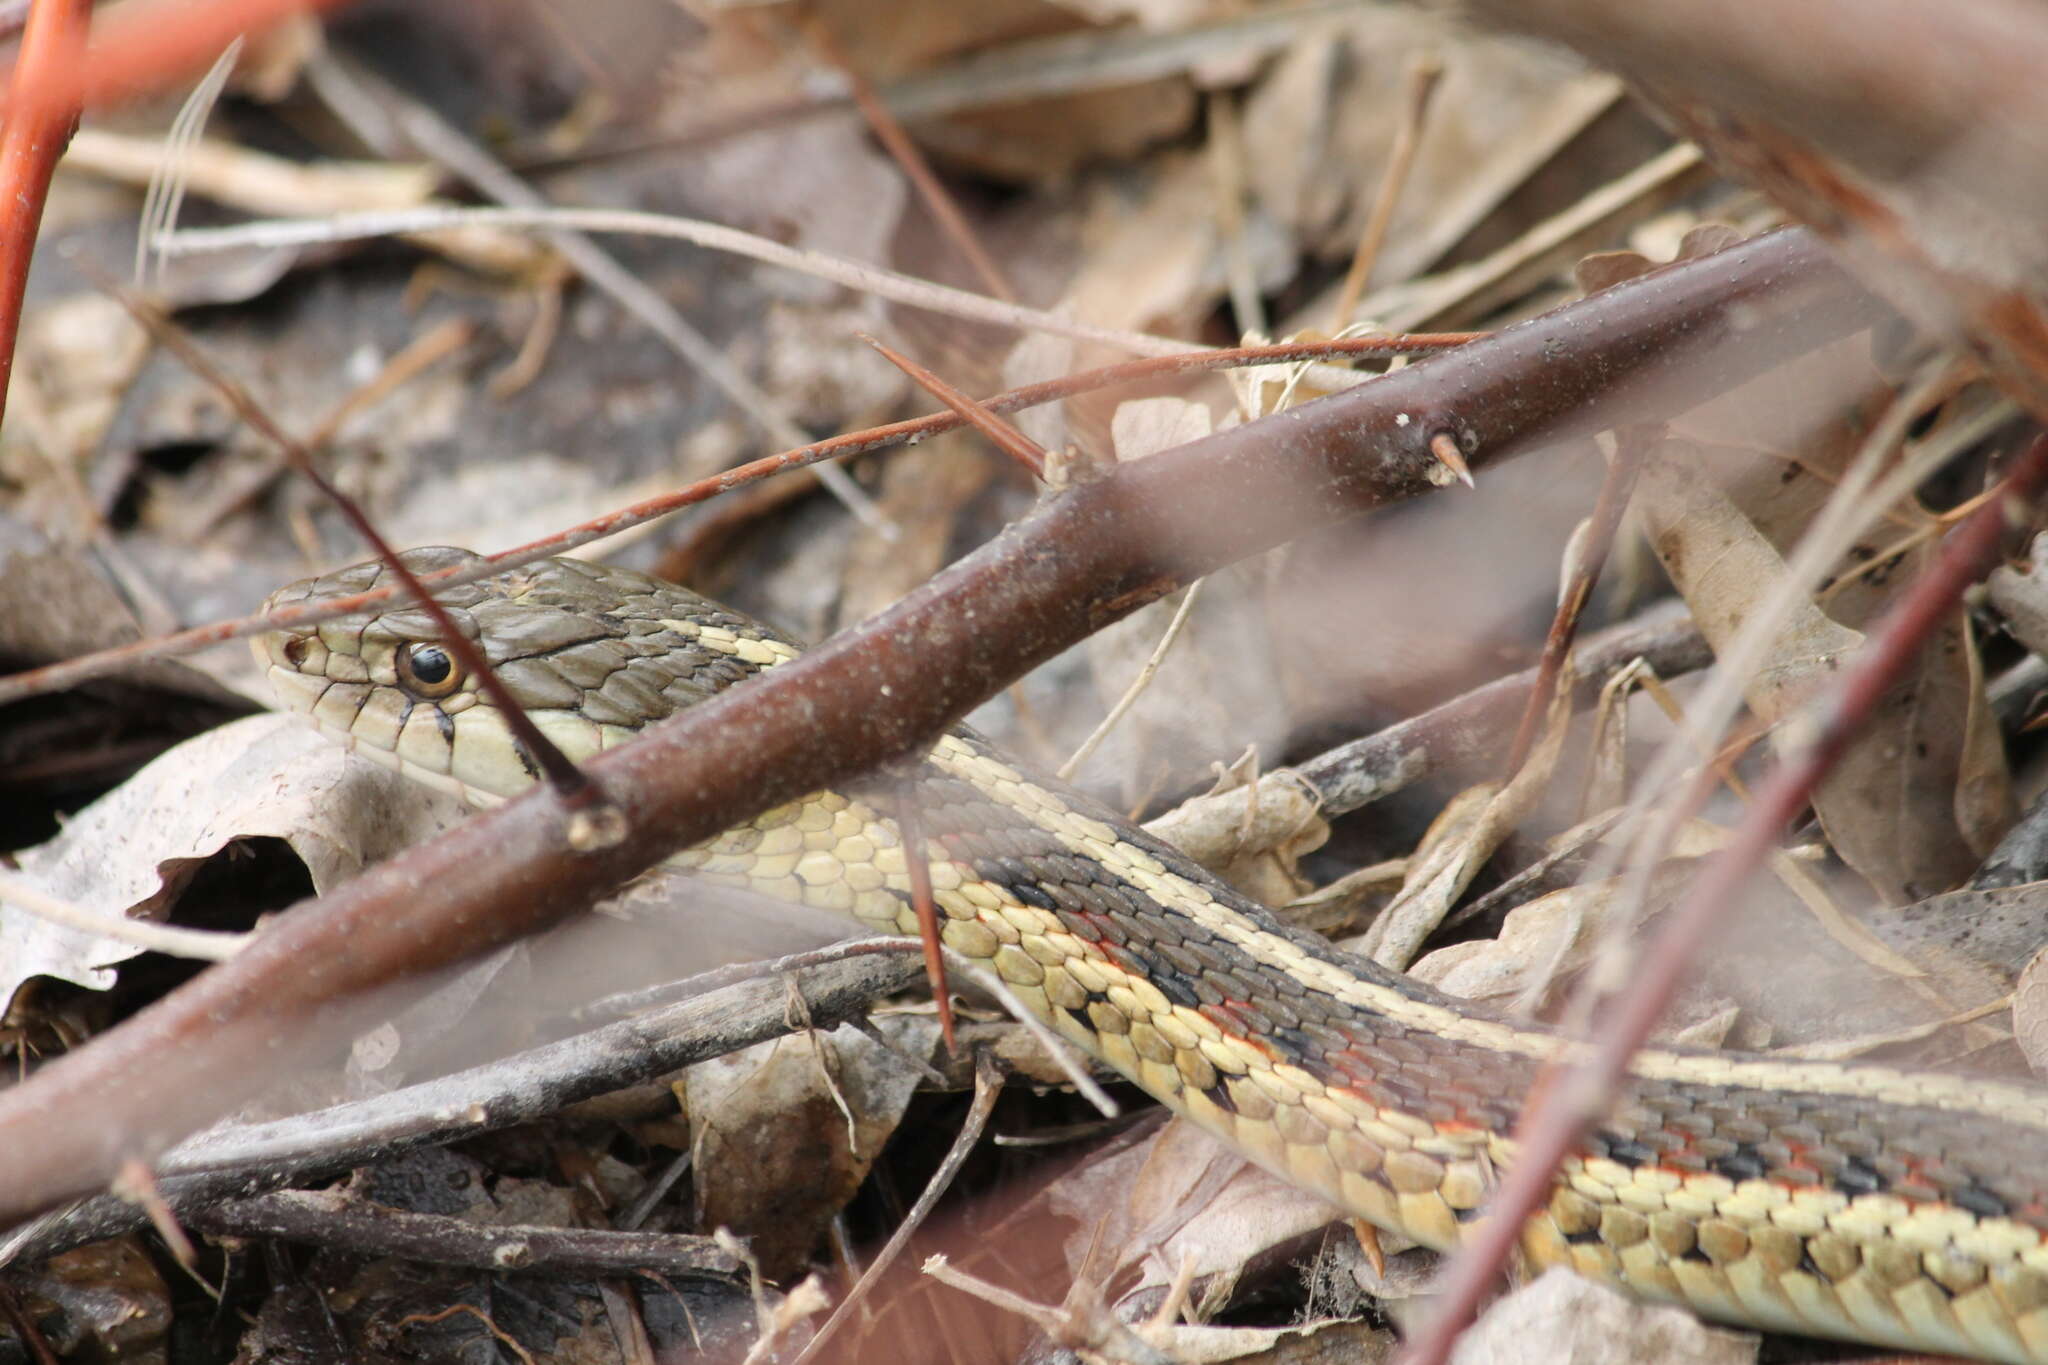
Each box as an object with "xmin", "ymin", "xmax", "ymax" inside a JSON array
[
  {"xmin": 0, "ymin": 0, "xmax": 342, "ymax": 117},
  {"xmin": 860, "ymin": 331, "xmax": 1049, "ymax": 478},
  {"xmin": 0, "ymin": 0, "xmax": 88, "ymax": 428},
  {"xmin": 893, "ymin": 778, "xmax": 957, "ymax": 1053},
  {"xmin": 1401, "ymin": 432, "xmax": 2048, "ymax": 1365}
]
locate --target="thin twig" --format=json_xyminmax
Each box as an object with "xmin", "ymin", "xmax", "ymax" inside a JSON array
[
  {"xmin": 398, "ymin": 1303, "xmax": 536, "ymax": 1365},
  {"xmin": 186, "ymin": 1189, "xmax": 743, "ymax": 1280},
  {"xmin": 943, "ymin": 950, "xmax": 1118, "ymax": 1120},
  {"xmin": 1059, "ymin": 579, "xmax": 1206, "ymax": 781},
  {"xmin": 84, "ymin": 268, "xmax": 605, "ymax": 813},
  {"xmin": 166, "ymin": 203, "xmax": 1242, "ymax": 361},
  {"xmin": 0, "ymin": 1282, "xmax": 58, "ymax": 1365},
  {"xmin": 303, "ymin": 315, "xmax": 475, "ymax": 449},
  {"xmin": 806, "ymin": 16, "xmax": 1015, "ymax": 303},
  {"xmin": 109, "ymin": 1159, "xmax": 196, "ymax": 1267},
  {"xmin": 0, "ymin": 942, "xmax": 926, "ymax": 1266},
  {"xmin": 616, "ymin": 1150, "xmax": 693, "ymax": 1233},
  {"xmin": 895, "ymin": 779, "xmax": 957, "ymax": 1052},
  {"xmin": 789, "ymin": 1052, "xmax": 1003, "ymax": 1365},
  {"xmin": 860, "ymin": 332, "xmax": 1048, "ymax": 478},
  {"xmin": 1206, "ymin": 91, "xmax": 1265, "ymax": 337},
  {"xmin": 329, "ymin": 59, "xmax": 894, "ymax": 538},
  {"xmin": 134, "ymin": 37, "xmax": 240, "ymax": 287},
  {"xmin": 0, "ymin": 870, "xmax": 247, "ymax": 961},
  {"xmin": 921, "ymin": 1254, "xmax": 1175, "ymax": 1365},
  {"xmin": 1330, "ymin": 51, "xmax": 1444, "ymax": 329},
  {"xmin": 1590, "ymin": 352, "xmax": 1979, "ymax": 996}
]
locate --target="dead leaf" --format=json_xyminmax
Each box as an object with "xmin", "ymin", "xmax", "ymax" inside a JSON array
[
  {"xmin": 683, "ymin": 1018, "xmax": 927, "ymax": 1282},
  {"xmin": 1, "ymin": 715, "xmax": 464, "ymax": 1005},
  {"xmin": 1634, "ymin": 448, "xmax": 1867, "ymax": 720},
  {"xmin": 10, "ymin": 1235, "xmax": 170, "ymax": 1361},
  {"xmin": 1026, "ymin": 1116, "xmax": 1372, "ymax": 1327}
]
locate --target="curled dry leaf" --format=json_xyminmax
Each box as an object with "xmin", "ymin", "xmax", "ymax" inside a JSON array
[
  {"xmin": 1866, "ymin": 882, "xmax": 2048, "ymax": 985},
  {"xmin": 1634, "ymin": 440, "xmax": 2004, "ymax": 901},
  {"xmin": 1412, "ymin": 816, "xmax": 2000, "ymax": 1052},
  {"xmin": 0, "ymin": 715, "xmax": 464, "ymax": 1005},
  {"xmin": 1410, "ymin": 873, "xmax": 1672, "ymax": 1015},
  {"xmin": 1143, "ymin": 766, "xmax": 1329, "ymax": 905},
  {"xmin": 1033, "ymin": 1116, "xmax": 1377, "ymax": 1321},
  {"xmin": 1634, "ymin": 448, "xmax": 1867, "ymax": 720}
]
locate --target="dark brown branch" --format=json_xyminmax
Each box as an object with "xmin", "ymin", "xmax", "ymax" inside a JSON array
[
  {"xmin": 185, "ymin": 1189, "xmax": 743, "ymax": 1280},
  {"xmin": 0, "ymin": 227, "xmax": 1887, "ymax": 1224}
]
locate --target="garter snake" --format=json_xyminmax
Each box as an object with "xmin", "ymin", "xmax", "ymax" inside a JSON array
[{"xmin": 260, "ymin": 547, "xmax": 2048, "ymax": 1363}]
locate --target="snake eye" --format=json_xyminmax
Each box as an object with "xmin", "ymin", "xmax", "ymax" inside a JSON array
[{"xmin": 396, "ymin": 642, "xmax": 463, "ymax": 699}]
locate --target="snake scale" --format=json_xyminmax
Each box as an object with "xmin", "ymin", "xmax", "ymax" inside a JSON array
[{"xmin": 259, "ymin": 547, "xmax": 2048, "ymax": 1363}]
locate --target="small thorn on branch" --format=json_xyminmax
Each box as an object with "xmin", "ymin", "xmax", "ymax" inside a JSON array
[
  {"xmin": 1429, "ymin": 431, "xmax": 1475, "ymax": 487},
  {"xmin": 860, "ymin": 331, "xmax": 1050, "ymax": 479}
]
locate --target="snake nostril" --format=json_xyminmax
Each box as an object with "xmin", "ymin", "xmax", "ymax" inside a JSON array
[{"xmin": 282, "ymin": 636, "xmax": 311, "ymax": 667}]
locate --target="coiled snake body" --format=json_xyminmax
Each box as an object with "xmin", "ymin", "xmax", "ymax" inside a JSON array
[{"xmin": 260, "ymin": 548, "xmax": 2048, "ymax": 1363}]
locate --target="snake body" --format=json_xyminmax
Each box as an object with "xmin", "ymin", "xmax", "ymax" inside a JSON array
[{"xmin": 260, "ymin": 548, "xmax": 2048, "ymax": 1362}]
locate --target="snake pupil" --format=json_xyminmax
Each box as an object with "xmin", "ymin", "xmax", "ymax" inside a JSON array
[
  {"xmin": 409, "ymin": 647, "xmax": 451, "ymax": 683},
  {"xmin": 396, "ymin": 642, "xmax": 461, "ymax": 697}
]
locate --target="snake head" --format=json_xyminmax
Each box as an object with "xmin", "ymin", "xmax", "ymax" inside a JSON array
[{"xmin": 257, "ymin": 547, "xmax": 802, "ymax": 805}]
